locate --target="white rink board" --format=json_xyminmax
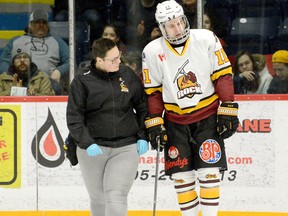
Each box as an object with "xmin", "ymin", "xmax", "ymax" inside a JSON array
[{"xmin": 0, "ymin": 97, "xmax": 287, "ymax": 213}]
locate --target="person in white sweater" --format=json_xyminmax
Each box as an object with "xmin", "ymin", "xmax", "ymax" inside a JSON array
[
  {"xmin": 233, "ymin": 51, "xmax": 273, "ymax": 94},
  {"xmin": 252, "ymin": 54, "xmax": 273, "ymax": 94}
]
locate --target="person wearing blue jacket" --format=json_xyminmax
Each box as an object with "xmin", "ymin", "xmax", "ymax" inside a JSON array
[
  {"xmin": 66, "ymin": 38, "xmax": 148, "ymax": 216},
  {"xmin": 0, "ymin": 9, "xmax": 69, "ymax": 85}
]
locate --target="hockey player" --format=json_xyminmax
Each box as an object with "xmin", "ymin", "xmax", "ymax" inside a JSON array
[{"xmin": 143, "ymin": 1, "xmax": 239, "ymax": 216}]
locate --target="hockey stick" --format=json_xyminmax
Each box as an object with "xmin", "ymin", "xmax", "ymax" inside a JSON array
[{"xmin": 153, "ymin": 136, "xmax": 161, "ymax": 216}]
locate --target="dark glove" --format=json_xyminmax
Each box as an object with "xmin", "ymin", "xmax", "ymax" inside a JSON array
[
  {"xmin": 145, "ymin": 116, "xmax": 168, "ymax": 151},
  {"xmin": 217, "ymin": 102, "xmax": 239, "ymax": 139},
  {"xmin": 63, "ymin": 134, "xmax": 78, "ymax": 166}
]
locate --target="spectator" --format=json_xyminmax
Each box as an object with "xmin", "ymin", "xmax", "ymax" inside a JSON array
[
  {"xmin": 137, "ymin": 23, "xmax": 163, "ymax": 49},
  {"xmin": 267, "ymin": 50, "xmax": 288, "ymax": 94},
  {"xmin": 181, "ymin": 0, "xmax": 197, "ymax": 29},
  {"xmin": 121, "ymin": 50, "xmax": 143, "ymax": 81},
  {"xmin": 233, "ymin": 50, "xmax": 258, "ymax": 94},
  {"xmin": 0, "ymin": 51, "xmax": 55, "ymax": 96},
  {"xmin": 101, "ymin": 24, "xmax": 129, "ymax": 54},
  {"xmin": 204, "ymin": 0, "xmax": 230, "ymax": 40},
  {"xmin": 125, "ymin": 0, "xmax": 163, "ymax": 50},
  {"xmin": 233, "ymin": 50, "xmax": 272, "ymax": 94},
  {"xmin": 150, "ymin": 27, "xmax": 162, "ymax": 41},
  {"xmin": 252, "ymin": 53, "xmax": 273, "ymax": 93},
  {"xmin": 66, "ymin": 38, "xmax": 148, "ymax": 216},
  {"xmin": 78, "ymin": 24, "xmax": 131, "ymax": 73},
  {"xmin": 0, "ymin": 9, "xmax": 69, "ymax": 86},
  {"xmin": 203, "ymin": 10, "xmax": 227, "ymax": 47},
  {"xmin": 203, "ymin": 13, "xmax": 212, "ymax": 31},
  {"xmin": 181, "ymin": 0, "xmax": 230, "ymax": 38}
]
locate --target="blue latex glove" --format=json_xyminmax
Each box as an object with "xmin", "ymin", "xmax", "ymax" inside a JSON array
[
  {"xmin": 137, "ymin": 139, "xmax": 149, "ymax": 155},
  {"xmin": 86, "ymin": 144, "xmax": 103, "ymax": 156}
]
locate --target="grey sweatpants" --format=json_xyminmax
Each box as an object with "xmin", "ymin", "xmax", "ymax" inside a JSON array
[{"xmin": 77, "ymin": 144, "xmax": 139, "ymax": 216}]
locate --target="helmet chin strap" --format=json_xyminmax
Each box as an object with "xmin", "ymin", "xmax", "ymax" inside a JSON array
[
  {"xmin": 160, "ymin": 16, "xmax": 190, "ymax": 45},
  {"xmin": 169, "ymin": 34, "xmax": 188, "ymax": 45}
]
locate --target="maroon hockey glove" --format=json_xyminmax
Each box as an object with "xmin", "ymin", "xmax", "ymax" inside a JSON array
[
  {"xmin": 217, "ymin": 102, "xmax": 239, "ymax": 139},
  {"xmin": 145, "ymin": 116, "xmax": 168, "ymax": 151}
]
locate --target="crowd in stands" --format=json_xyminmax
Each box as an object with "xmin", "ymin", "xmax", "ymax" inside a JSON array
[
  {"xmin": 0, "ymin": 0, "xmax": 287, "ymax": 96},
  {"xmin": 0, "ymin": 9, "xmax": 69, "ymax": 95},
  {"xmin": 0, "ymin": 51, "xmax": 55, "ymax": 96},
  {"xmin": 233, "ymin": 50, "xmax": 273, "ymax": 94}
]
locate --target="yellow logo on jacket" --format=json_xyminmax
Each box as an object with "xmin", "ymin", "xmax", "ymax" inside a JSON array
[{"xmin": 119, "ymin": 77, "xmax": 129, "ymax": 92}]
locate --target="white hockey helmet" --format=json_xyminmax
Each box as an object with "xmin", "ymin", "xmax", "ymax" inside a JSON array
[{"xmin": 155, "ymin": 0, "xmax": 190, "ymax": 44}]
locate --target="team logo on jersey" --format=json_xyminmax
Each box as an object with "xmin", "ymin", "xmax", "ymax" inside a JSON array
[
  {"xmin": 199, "ymin": 139, "xmax": 221, "ymax": 164},
  {"xmin": 173, "ymin": 59, "xmax": 202, "ymax": 99},
  {"xmin": 119, "ymin": 77, "xmax": 129, "ymax": 92},
  {"xmin": 168, "ymin": 146, "xmax": 179, "ymax": 159}
]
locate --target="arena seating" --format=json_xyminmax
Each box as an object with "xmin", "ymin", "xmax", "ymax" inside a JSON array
[
  {"xmin": 230, "ymin": 16, "xmax": 282, "ymax": 40},
  {"xmin": 231, "ymin": 0, "xmax": 283, "ymax": 18},
  {"xmin": 225, "ymin": 34, "xmax": 271, "ymax": 56},
  {"xmin": 270, "ymin": 17, "xmax": 288, "ymax": 53}
]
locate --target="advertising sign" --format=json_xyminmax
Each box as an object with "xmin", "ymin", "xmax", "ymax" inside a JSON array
[
  {"xmin": 0, "ymin": 96, "xmax": 287, "ymax": 214},
  {"xmin": 0, "ymin": 106, "xmax": 21, "ymax": 188}
]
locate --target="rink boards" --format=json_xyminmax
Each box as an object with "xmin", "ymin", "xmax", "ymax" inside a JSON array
[
  {"xmin": 0, "ymin": 95, "xmax": 288, "ymax": 215},
  {"xmin": 0, "ymin": 211, "xmax": 287, "ymax": 216}
]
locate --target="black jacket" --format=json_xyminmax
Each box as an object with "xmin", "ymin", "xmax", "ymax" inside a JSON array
[
  {"xmin": 267, "ymin": 77, "xmax": 288, "ymax": 94},
  {"xmin": 66, "ymin": 61, "xmax": 148, "ymax": 149}
]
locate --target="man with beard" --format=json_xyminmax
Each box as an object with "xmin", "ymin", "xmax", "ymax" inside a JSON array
[
  {"xmin": 0, "ymin": 9, "xmax": 69, "ymax": 85},
  {"xmin": 0, "ymin": 51, "xmax": 55, "ymax": 96}
]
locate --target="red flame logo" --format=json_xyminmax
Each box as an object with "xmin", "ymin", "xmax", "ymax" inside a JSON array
[{"xmin": 31, "ymin": 108, "xmax": 65, "ymax": 167}]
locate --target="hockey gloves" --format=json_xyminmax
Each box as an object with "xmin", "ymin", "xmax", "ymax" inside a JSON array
[
  {"xmin": 217, "ymin": 102, "xmax": 239, "ymax": 139},
  {"xmin": 145, "ymin": 116, "xmax": 168, "ymax": 151},
  {"xmin": 86, "ymin": 143, "xmax": 103, "ymax": 156},
  {"xmin": 63, "ymin": 134, "xmax": 78, "ymax": 166},
  {"xmin": 137, "ymin": 139, "xmax": 149, "ymax": 155}
]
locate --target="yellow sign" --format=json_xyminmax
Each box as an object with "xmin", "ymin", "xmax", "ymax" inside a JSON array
[{"xmin": 0, "ymin": 105, "xmax": 21, "ymax": 188}]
